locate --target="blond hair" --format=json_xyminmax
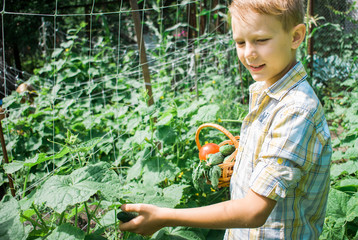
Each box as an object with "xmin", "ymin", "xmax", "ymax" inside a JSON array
[{"xmin": 229, "ymin": 0, "xmax": 305, "ymax": 32}]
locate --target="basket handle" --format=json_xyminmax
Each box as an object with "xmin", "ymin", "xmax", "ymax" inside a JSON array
[{"xmin": 195, "ymin": 123, "xmax": 240, "ymax": 151}]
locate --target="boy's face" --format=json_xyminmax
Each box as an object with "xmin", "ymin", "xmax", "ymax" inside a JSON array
[{"xmin": 232, "ymin": 11, "xmax": 299, "ymax": 87}]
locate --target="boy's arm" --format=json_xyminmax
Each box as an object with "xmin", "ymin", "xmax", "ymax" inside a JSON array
[{"xmin": 119, "ymin": 189, "xmax": 276, "ymax": 236}]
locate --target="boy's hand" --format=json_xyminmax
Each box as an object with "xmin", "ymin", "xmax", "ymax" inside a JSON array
[{"xmin": 119, "ymin": 203, "xmax": 168, "ymax": 236}]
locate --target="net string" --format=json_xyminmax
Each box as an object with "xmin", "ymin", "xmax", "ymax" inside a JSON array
[
  {"xmin": 0, "ymin": 0, "xmax": 235, "ymax": 199},
  {"xmin": 50, "ymin": 0, "xmax": 59, "ymax": 173},
  {"xmin": 2, "ymin": 32, "xmax": 234, "ymax": 113},
  {"xmin": 87, "ymin": 0, "xmax": 96, "ymax": 162}
]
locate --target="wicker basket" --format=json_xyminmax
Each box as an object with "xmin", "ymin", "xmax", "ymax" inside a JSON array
[{"xmin": 195, "ymin": 123, "xmax": 240, "ymax": 188}]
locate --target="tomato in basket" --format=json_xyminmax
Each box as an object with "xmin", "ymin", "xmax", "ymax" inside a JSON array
[{"xmin": 199, "ymin": 143, "xmax": 220, "ymax": 161}]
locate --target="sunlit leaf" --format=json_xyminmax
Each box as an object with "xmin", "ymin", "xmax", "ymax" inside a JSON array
[{"xmin": 0, "ymin": 196, "xmax": 27, "ymax": 240}]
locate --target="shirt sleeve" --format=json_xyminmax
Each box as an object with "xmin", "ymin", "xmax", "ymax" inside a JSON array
[{"xmin": 249, "ymin": 105, "xmax": 323, "ymax": 201}]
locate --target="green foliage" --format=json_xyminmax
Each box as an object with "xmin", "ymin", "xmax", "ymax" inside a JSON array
[
  {"xmin": 319, "ymin": 51, "xmax": 358, "ymax": 240},
  {"xmin": 0, "ymin": 21, "xmax": 239, "ymax": 239},
  {"xmin": 0, "ymin": 2, "xmax": 357, "ymax": 238},
  {"xmin": 0, "ymin": 196, "xmax": 27, "ymax": 240}
]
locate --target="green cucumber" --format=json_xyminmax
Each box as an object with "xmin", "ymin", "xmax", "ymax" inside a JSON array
[
  {"xmin": 219, "ymin": 145, "xmax": 236, "ymax": 156},
  {"xmin": 207, "ymin": 152, "xmax": 224, "ymax": 166},
  {"xmin": 117, "ymin": 211, "xmax": 138, "ymax": 223}
]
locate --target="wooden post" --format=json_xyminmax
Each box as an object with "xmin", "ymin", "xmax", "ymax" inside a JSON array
[
  {"xmin": 187, "ymin": 2, "xmax": 197, "ymax": 41},
  {"xmin": 307, "ymin": 0, "xmax": 314, "ymax": 77},
  {"xmin": 129, "ymin": 0, "xmax": 154, "ymax": 106},
  {"xmin": 0, "ymin": 111, "xmax": 15, "ymax": 197},
  {"xmin": 199, "ymin": 1, "xmax": 207, "ymax": 36},
  {"xmin": 213, "ymin": 0, "xmax": 221, "ymax": 34},
  {"xmin": 85, "ymin": 6, "xmax": 91, "ymax": 39},
  {"xmin": 187, "ymin": 2, "xmax": 198, "ymax": 98}
]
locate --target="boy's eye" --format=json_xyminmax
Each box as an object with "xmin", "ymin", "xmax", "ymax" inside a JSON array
[
  {"xmin": 257, "ymin": 39, "xmax": 269, "ymax": 43},
  {"xmin": 236, "ymin": 41, "xmax": 245, "ymax": 46}
]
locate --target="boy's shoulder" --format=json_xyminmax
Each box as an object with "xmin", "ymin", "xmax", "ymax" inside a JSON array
[
  {"xmin": 276, "ymin": 79, "xmax": 321, "ymax": 115},
  {"xmin": 270, "ymin": 62, "xmax": 321, "ymax": 112}
]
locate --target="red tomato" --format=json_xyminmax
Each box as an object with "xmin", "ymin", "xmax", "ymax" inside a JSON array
[{"xmin": 199, "ymin": 143, "xmax": 220, "ymax": 161}]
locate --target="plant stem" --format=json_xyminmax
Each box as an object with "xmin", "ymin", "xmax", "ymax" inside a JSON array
[
  {"xmin": 59, "ymin": 211, "xmax": 65, "ymax": 225},
  {"xmin": 84, "ymin": 202, "xmax": 91, "ymax": 234},
  {"xmin": 20, "ymin": 213, "xmax": 46, "ymax": 231},
  {"xmin": 75, "ymin": 204, "xmax": 78, "ymax": 227},
  {"xmin": 89, "ymin": 200, "xmax": 102, "ymax": 226},
  {"xmin": 22, "ymin": 168, "xmax": 31, "ymax": 198},
  {"xmin": 32, "ymin": 203, "xmax": 48, "ymax": 231},
  {"xmin": 176, "ymin": 142, "xmax": 180, "ymax": 165}
]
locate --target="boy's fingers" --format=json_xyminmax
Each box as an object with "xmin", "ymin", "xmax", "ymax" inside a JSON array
[
  {"xmin": 119, "ymin": 220, "xmax": 136, "ymax": 231},
  {"xmin": 121, "ymin": 203, "xmax": 142, "ymax": 213}
]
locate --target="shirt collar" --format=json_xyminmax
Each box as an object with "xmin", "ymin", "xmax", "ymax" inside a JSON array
[{"xmin": 266, "ymin": 61, "xmax": 307, "ymax": 101}]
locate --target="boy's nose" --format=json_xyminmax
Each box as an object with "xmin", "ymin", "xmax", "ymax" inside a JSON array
[{"xmin": 244, "ymin": 43, "xmax": 257, "ymax": 61}]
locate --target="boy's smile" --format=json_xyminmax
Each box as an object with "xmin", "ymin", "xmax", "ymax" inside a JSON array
[{"xmin": 232, "ymin": 11, "xmax": 304, "ymax": 87}]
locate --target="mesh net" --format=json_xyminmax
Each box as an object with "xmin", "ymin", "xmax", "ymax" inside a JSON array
[{"xmin": 0, "ymin": 0, "xmax": 357, "ymax": 238}]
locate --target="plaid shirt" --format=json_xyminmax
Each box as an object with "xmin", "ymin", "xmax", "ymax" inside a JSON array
[{"xmin": 224, "ymin": 62, "xmax": 332, "ymax": 239}]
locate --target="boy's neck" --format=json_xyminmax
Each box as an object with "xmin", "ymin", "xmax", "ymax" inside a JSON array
[{"xmin": 264, "ymin": 58, "xmax": 298, "ymax": 89}]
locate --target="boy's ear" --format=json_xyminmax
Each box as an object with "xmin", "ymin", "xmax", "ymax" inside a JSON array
[{"xmin": 291, "ymin": 23, "xmax": 306, "ymax": 50}]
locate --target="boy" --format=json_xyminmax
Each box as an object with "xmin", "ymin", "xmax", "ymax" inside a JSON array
[{"xmin": 120, "ymin": 0, "xmax": 332, "ymax": 239}]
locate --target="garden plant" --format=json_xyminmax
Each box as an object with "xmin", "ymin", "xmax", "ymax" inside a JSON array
[{"xmin": 0, "ymin": 1, "xmax": 357, "ymax": 239}]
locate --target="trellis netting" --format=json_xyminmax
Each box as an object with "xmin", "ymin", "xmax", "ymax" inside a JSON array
[
  {"xmin": 0, "ymin": 0, "xmax": 240, "ymax": 239},
  {"xmin": 0, "ymin": 0, "xmax": 357, "ymax": 239}
]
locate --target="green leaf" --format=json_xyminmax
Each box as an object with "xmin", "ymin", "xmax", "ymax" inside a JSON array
[
  {"xmin": 190, "ymin": 104, "xmax": 220, "ymax": 124},
  {"xmin": 205, "ymin": 230, "xmax": 226, "ymax": 240},
  {"xmin": 320, "ymin": 216, "xmax": 346, "ymax": 240},
  {"xmin": 2, "ymin": 94, "xmax": 21, "ymax": 109},
  {"xmin": 34, "ymin": 162, "xmax": 120, "ymax": 212},
  {"xmin": 198, "ymin": 9, "xmax": 211, "ymax": 16},
  {"xmin": 156, "ymin": 125, "xmax": 177, "ymax": 145},
  {"xmin": 131, "ymin": 130, "xmax": 151, "ymax": 145},
  {"xmin": 346, "ymin": 196, "xmax": 358, "ymax": 222},
  {"xmin": 53, "ymin": 59, "xmax": 66, "ymax": 70},
  {"xmin": 3, "ymin": 161, "xmax": 25, "ymax": 174},
  {"xmin": 25, "ymin": 136, "xmax": 43, "ymax": 151},
  {"xmin": 52, "ymin": 48, "xmax": 64, "ymax": 58},
  {"xmin": 72, "ymin": 138, "xmax": 101, "ymax": 154},
  {"xmin": 331, "ymin": 161, "xmax": 358, "ymax": 178},
  {"xmin": 47, "ymin": 223, "xmax": 85, "ymax": 240},
  {"xmin": 326, "ymin": 188, "xmax": 349, "ymax": 219},
  {"xmin": 339, "ymin": 178, "xmax": 358, "ymax": 188},
  {"xmin": 0, "ymin": 172, "xmax": 4, "ymax": 185},
  {"xmin": 85, "ymin": 232, "xmax": 107, "ymax": 240},
  {"xmin": 0, "ymin": 196, "xmax": 27, "ymax": 240},
  {"xmin": 160, "ymin": 184, "xmax": 189, "ymax": 208},
  {"xmin": 142, "ymin": 157, "xmax": 180, "ymax": 186},
  {"xmin": 331, "ymin": 150, "xmax": 344, "ymax": 161},
  {"xmin": 114, "ymin": 106, "xmax": 129, "ymax": 118},
  {"xmin": 98, "ymin": 209, "xmax": 117, "ymax": 227},
  {"xmin": 153, "ymin": 227, "xmax": 205, "ymax": 240},
  {"xmin": 209, "ymin": 165, "xmax": 222, "ymax": 189},
  {"xmin": 165, "ymin": 23, "xmax": 190, "ymax": 32},
  {"xmin": 126, "ymin": 146, "xmax": 153, "ymax": 181},
  {"xmin": 65, "ymin": 67, "xmax": 81, "ymax": 78},
  {"xmin": 127, "ymin": 117, "xmax": 141, "ymax": 130},
  {"xmin": 344, "ymin": 147, "xmax": 358, "ymax": 160},
  {"xmin": 156, "ymin": 114, "xmax": 173, "ymax": 126},
  {"xmin": 4, "ymin": 147, "xmax": 71, "ymax": 174},
  {"xmin": 177, "ymin": 100, "xmax": 204, "ymax": 118}
]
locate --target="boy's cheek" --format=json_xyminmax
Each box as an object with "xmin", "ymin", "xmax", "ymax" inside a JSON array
[
  {"xmin": 235, "ymin": 49, "xmax": 247, "ymax": 66},
  {"xmin": 235, "ymin": 46, "xmax": 241, "ymax": 58}
]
